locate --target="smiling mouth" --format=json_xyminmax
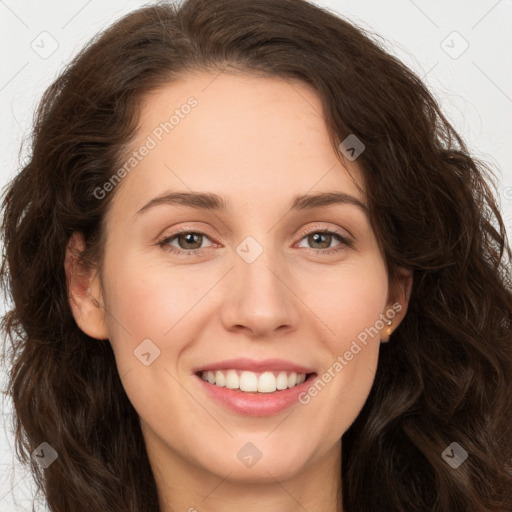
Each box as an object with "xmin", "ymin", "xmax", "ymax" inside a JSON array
[{"xmin": 195, "ymin": 369, "xmax": 316, "ymax": 394}]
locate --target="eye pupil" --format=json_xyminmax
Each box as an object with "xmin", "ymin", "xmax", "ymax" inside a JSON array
[
  {"xmin": 309, "ymin": 232, "xmax": 331, "ymax": 249},
  {"xmin": 179, "ymin": 233, "xmax": 202, "ymax": 249}
]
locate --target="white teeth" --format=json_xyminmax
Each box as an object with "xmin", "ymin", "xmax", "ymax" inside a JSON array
[
  {"xmin": 240, "ymin": 371, "xmax": 258, "ymax": 392},
  {"xmin": 276, "ymin": 371, "xmax": 289, "ymax": 390},
  {"xmin": 200, "ymin": 369, "xmax": 309, "ymax": 393},
  {"xmin": 257, "ymin": 372, "xmax": 276, "ymax": 392},
  {"xmin": 225, "ymin": 369, "xmax": 239, "ymax": 389},
  {"xmin": 215, "ymin": 370, "xmax": 225, "ymax": 387}
]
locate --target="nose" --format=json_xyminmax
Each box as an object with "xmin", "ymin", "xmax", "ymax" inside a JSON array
[{"xmin": 219, "ymin": 243, "xmax": 300, "ymax": 338}]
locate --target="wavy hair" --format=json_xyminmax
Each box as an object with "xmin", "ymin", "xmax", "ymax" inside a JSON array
[{"xmin": 1, "ymin": 0, "xmax": 511, "ymax": 510}]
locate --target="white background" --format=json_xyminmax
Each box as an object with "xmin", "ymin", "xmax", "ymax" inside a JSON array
[{"xmin": 1, "ymin": 0, "xmax": 511, "ymax": 510}]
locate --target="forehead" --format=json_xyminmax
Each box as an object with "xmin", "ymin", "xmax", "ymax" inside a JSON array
[{"xmin": 113, "ymin": 71, "xmax": 365, "ymax": 215}]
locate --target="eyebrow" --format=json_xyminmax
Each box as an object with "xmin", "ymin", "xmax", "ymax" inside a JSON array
[{"xmin": 135, "ymin": 190, "xmax": 368, "ymax": 216}]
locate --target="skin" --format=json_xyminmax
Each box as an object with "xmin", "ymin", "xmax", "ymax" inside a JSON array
[{"xmin": 66, "ymin": 71, "xmax": 413, "ymax": 512}]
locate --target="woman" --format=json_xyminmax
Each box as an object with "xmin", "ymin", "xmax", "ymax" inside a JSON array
[{"xmin": 1, "ymin": 0, "xmax": 511, "ymax": 511}]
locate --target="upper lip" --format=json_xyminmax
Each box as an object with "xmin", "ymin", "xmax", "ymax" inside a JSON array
[{"xmin": 193, "ymin": 358, "xmax": 316, "ymax": 374}]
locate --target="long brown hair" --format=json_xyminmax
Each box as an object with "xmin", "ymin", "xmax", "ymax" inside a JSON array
[{"xmin": 1, "ymin": 0, "xmax": 511, "ymax": 510}]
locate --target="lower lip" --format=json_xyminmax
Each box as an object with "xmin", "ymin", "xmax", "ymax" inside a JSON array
[{"xmin": 195, "ymin": 373, "xmax": 318, "ymax": 417}]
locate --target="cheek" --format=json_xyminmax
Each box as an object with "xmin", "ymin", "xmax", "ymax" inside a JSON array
[
  {"xmin": 298, "ymin": 261, "xmax": 387, "ymax": 439},
  {"xmin": 298, "ymin": 255, "xmax": 387, "ymax": 411},
  {"xmin": 100, "ymin": 255, "xmax": 198, "ymax": 425},
  {"xmin": 103, "ymin": 252, "xmax": 211, "ymax": 342},
  {"xmin": 305, "ymin": 255, "xmax": 389, "ymax": 350}
]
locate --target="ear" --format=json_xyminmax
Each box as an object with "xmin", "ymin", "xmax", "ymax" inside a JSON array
[
  {"xmin": 64, "ymin": 231, "xmax": 109, "ymax": 340},
  {"xmin": 380, "ymin": 267, "xmax": 413, "ymax": 343}
]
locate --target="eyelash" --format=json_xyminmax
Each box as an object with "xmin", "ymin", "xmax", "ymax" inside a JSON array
[{"xmin": 157, "ymin": 226, "xmax": 353, "ymax": 257}]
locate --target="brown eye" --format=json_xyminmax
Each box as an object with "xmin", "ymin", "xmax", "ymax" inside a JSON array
[
  {"xmin": 297, "ymin": 228, "xmax": 352, "ymax": 254},
  {"xmin": 175, "ymin": 233, "xmax": 204, "ymax": 250},
  {"xmin": 158, "ymin": 230, "xmax": 214, "ymax": 255},
  {"xmin": 306, "ymin": 232, "xmax": 334, "ymax": 249}
]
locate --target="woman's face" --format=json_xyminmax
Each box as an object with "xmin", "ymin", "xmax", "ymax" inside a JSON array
[{"xmin": 68, "ymin": 71, "xmax": 411, "ymax": 490}]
